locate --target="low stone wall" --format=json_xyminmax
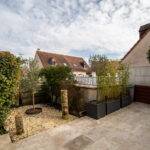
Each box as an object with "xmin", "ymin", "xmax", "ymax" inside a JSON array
[
  {"xmin": 75, "ymin": 84, "xmax": 97, "ymax": 102},
  {"xmin": 16, "ymin": 85, "xmax": 97, "ymax": 106}
]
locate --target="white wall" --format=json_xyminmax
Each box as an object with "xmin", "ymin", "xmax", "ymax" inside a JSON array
[{"xmin": 129, "ymin": 66, "xmax": 150, "ymax": 86}]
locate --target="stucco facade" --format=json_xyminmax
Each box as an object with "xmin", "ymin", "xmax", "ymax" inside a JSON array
[
  {"xmin": 122, "ymin": 30, "xmax": 150, "ymax": 86},
  {"xmin": 34, "ymin": 53, "xmax": 43, "ymax": 69},
  {"xmin": 73, "ymin": 71, "xmax": 87, "ymax": 76},
  {"xmin": 123, "ymin": 31, "xmax": 150, "ymax": 67}
]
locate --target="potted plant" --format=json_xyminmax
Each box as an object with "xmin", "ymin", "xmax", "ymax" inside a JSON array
[
  {"xmin": 86, "ymin": 55, "xmax": 108, "ymax": 119},
  {"xmin": 118, "ymin": 62, "xmax": 130, "ymax": 108},
  {"xmin": 105, "ymin": 61, "xmax": 121, "ymax": 114},
  {"xmin": 86, "ymin": 76, "xmax": 107, "ymax": 119}
]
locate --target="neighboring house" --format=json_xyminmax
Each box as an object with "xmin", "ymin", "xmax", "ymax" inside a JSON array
[
  {"xmin": 122, "ymin": 23, "xmax": 150, "ymax": 104},
  {"xmin": 34, "ymin": 49, "xmax": 91, "ymax": 76}
]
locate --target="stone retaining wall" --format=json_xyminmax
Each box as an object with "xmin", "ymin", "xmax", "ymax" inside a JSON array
[{"xmin": 75, "ymin": 84, "xmax": 97, "ymax": 102}]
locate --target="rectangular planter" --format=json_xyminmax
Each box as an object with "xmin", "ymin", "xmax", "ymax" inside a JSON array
[
  {"xmin": 120, "ymin": 96, "xmax": 131, "ymax": 108},
  {"xmin": 106, "ymin": 99, "xmax": 120, "ymax": 114},
  {"xmin": 86, "ymin": 100, "xmax": 106, "ymax": 119}
]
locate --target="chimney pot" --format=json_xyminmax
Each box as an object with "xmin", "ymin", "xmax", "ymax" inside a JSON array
[{"xmin": 139, "ymin": 23, "xmax": 150, "ymax": 38}]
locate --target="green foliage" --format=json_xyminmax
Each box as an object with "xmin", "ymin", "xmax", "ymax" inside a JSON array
[
  {"xmin": 40, "ymin": 66, "xmax": 73, "ymax": 103},
  {"xmin": 118, "ymin": 61, "xmax": 129, "ymax": 96},
  {"xmin": 61, "ymin": 81, "xmax": 85, "ymax": 113},
  {"xmin": 146, "ymin": 48, "xmax": 150, "ymax": 63},
  {"xmin": 20, "ymin": 59, "xmax": 41, "ymax": 108},
  {"xmin": 89, "ymin": 54, "xmax": 108, "ymax": 76},
  {"xmin": 97, "ymin": 61, "xmax": 129, "ymax": 102},
  {"xmin": 97, "ymin": 61, "xmax": 120, "ymax": 102},
  {"xmin": 0, "ymin": 52, "xmax": 21, "ymax": 134}
]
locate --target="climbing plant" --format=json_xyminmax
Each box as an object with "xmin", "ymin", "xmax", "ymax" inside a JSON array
[
  {"xmin": 147, "ymin": 48, "xmax": 150, "ymax": 63},
  {"xmin": 0, "ymin": 52, "xmax": 22, "ymax": 134}
]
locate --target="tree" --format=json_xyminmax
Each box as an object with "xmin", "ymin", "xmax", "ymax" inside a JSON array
[
  {"xmin": 40, "ymin": 66, "xmax": 73, "ymax": 104},
  {"xmin": 21, "ymin": 59, "xmax": 41, "ymax": 109},
  {"xmin": 89, "ymin": 54, "xmax": 108, "ymax": 76},
  {"xmin": 147, "ymin": 48, "xmax": 150, "ymax": 63}
]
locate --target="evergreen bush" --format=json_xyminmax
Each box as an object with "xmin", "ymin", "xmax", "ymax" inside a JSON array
[{"xmin": 0, "ymin": 52, "xmax": 21, "ymax": 134}]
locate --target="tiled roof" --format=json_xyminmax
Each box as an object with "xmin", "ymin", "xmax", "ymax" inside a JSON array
[
  {"xmin": 36, "ymin": 50, "xmax": 91, "ymax": 73},
  {"xmin": 111, "ymin": 60, "xmax": 120, "ymax": 67}
]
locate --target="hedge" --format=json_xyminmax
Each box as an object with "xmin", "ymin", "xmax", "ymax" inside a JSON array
[{"xmin": 0, "ymin": 51, "xmax": 21, "ymax": 134}]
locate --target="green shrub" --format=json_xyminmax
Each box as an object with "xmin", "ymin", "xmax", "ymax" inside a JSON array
[
  {"xmin": 147, "ymin": 48, "xmax": 150, "ymax": 63},
  {"xmin": 40, "ymin": 66, "xmax": 73, "ymax": 104},
  {"xmin": 0, "ymin": 52, "xmax": 21, "ymax": 134},
  {"xmin": 61, "ymin": 81, "xmax": 85, "ymax": 113}
]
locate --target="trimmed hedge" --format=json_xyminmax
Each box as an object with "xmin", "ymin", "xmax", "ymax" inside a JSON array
[{"xmin": 0, "ymin": 52, "xmax": 21, "ymax": 134}]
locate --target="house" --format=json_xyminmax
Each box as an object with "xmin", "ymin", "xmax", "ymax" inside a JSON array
[
  {"xmin": 34, "ymin": 49, "xmax": 91, "ymax": 76},
  {"xmin": 122, "ymin": 23, "xmax": 150, "ymax": 104}
]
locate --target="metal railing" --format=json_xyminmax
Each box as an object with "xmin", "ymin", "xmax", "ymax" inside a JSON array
[{"xmin": 75, "ymin": 76, "xmax": 97, "ymax": 86}]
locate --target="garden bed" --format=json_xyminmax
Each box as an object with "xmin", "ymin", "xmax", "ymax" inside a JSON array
[{"xmin": 4, "ymin": 104, "xmax": 76, "ymax": 142}]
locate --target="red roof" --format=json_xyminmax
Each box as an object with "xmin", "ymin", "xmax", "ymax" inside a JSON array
[{"xmin": 36, "ymin": 50, "xmax": 91, "ymax": 73}]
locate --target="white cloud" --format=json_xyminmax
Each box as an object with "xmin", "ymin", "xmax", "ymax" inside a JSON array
[{"xmin": 0, "ymin": 0, "xmax": 150, "ymax": 60}]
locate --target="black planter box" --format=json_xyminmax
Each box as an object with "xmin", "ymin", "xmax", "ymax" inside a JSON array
[
  {"xmin": 86, "ymin": 100, "xmax": 106, "ymax": 119},
  {"xmin": 106, "ymin": 99, "xmax": 120, "ymax": 114},
  {"xmin": 120, "ymin": 96, "xmax": 131, "ymax": 108}
]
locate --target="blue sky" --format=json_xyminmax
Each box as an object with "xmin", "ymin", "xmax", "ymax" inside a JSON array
[{"xmin": 0, "ymin": 0, "xmax": 150, "ymax": 62}]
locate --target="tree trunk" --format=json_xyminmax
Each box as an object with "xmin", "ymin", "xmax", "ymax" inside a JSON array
[
  {"xmin": 61, "ymin": 89, "xmax": 69, "ymax": 120},
  {"xmin": 32, "ymin": 92, "xmax": 35, "ymax": 109}
]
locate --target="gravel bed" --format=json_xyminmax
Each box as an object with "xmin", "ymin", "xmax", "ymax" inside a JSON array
[{"xmin": 4, "ymin": 104, "xmax": 76, "ymax": 142}]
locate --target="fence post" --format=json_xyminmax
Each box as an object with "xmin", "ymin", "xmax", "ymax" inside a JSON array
[{"xmin": 61, "ymin": 89, "xmax": 69, "ymax": 120}]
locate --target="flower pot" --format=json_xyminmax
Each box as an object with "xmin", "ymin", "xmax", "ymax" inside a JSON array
[
  {"xmin": 120, "ymin": 95, "xmax": 131, "ymax": 108},
  {"xmin": 86, "ymin": 100, "xmax": 106, "ymax": 119},
  {"xmin": 106, "ymin": 99, "xmax": 120, "ymax": 114}
]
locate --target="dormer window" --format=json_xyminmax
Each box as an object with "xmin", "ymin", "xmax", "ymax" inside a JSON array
[
  {"xmin": 80, "ymin": 62, "xmax": 86, "ymax": 68},
  {"xmin": 73, "ymin": 64, "xmax": 77, "ymax": 67},
  {"xmin": 49, "ymin": 58, "xmax": 56, "ymax": 66},
  {"xmin": 63, "ymin": 63, "xmax": 67, "ymax": 66}
]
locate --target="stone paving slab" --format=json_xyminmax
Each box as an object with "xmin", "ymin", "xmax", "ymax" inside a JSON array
[
  {"xmin": 64, "ymin": 135, "xmax": 94, "ymax": 150},
  {"xmin": 2, "ymin": 102, "xmax": 150, "ymax": 150}
]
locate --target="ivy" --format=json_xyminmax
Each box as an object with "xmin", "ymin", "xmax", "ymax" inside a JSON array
[{"xmin": 0, "ymin": 52, "xmax": 22, "ymax": 134}]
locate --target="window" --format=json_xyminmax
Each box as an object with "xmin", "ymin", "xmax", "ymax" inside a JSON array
[
  {"xmin": 73, "ymin": 64, "xmax": 77, "ymax": 67},
  {"xmin": 49, "ymin": 58, "xmax": 56, "ymax": 65},
  {"xmin": 80, "ymin": 62, "xmax": 86, "ymax": 68},
  {"xmin": 63, "ymin": 63, "xmax": 67, "ymax": 66}
]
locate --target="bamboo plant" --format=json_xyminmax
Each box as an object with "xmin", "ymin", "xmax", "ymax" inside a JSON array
[
  {"xmin": 97, "ymin": 61, "xmax": 121, "ymax": 102},
  {"xmin": 118, "ymin": 62, "xmax": 130, "ymax": 97}
]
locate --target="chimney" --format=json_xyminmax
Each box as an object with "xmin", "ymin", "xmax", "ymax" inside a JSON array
[{"xmin": 139, "ymin": 23, "xmax": 150, "ymax": 38}]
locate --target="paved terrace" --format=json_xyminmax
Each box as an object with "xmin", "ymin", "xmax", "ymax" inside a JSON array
[{"xmin": 4, "ymin": 102, "xmax": 150, "ymax": 150}]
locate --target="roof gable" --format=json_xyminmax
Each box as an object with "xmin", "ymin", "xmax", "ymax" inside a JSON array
[
  {"xmin": 122, "ymin": 29, "xmax": 150, "ymax": 60},
  {"xmin": 36, "ymin": 50, "xmax": 90, "ymax": 72},
  {"xmin": 122, "ymin": 29, "xmax": 150, "ymax": 67}
]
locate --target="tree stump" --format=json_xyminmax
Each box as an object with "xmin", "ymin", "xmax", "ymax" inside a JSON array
[
  {"xmin": 15, "ymin": 115, "xmax": 24, "ymax": 135},
  {"xmin": 61, "ymin": 89, "xmax": 69, "ymax": 120}
]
